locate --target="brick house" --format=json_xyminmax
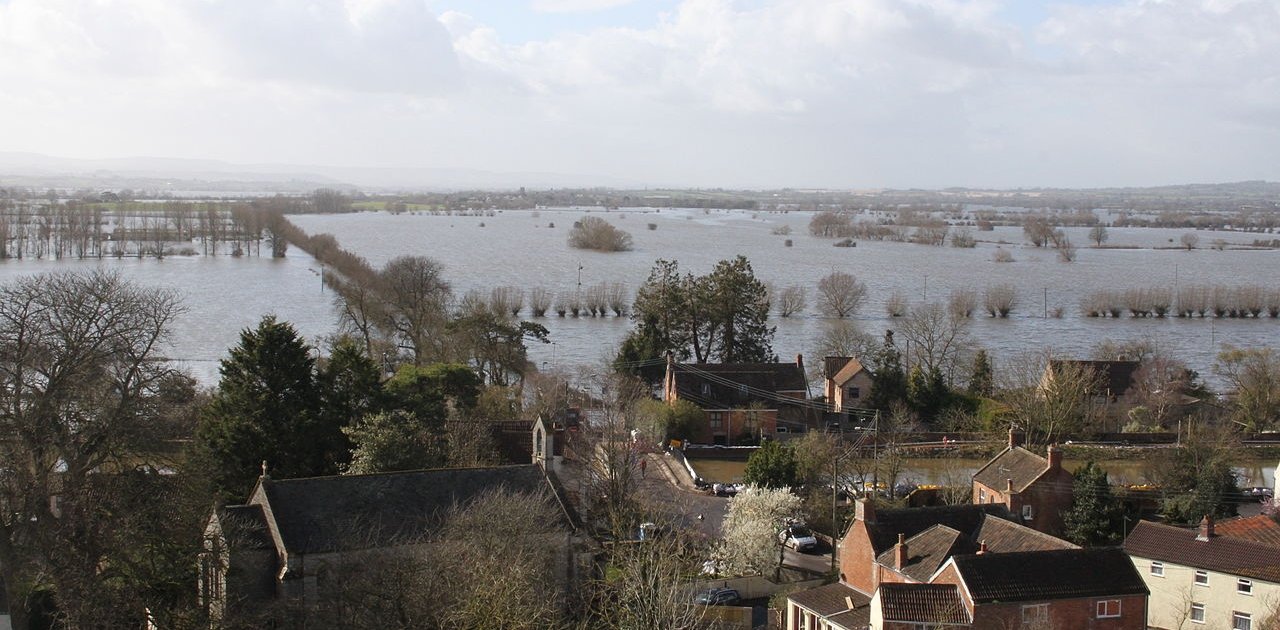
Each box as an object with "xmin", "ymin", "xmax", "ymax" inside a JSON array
[
  {"xmin": 971, "ymin": 430, "xmax": 1074, "ymax": 537},
  {"xmin": 1124, "ymin": 516, "xmax": 1280, "ymax": 630},
  {"xmin": 663, "ymin": 354, "xmax": 809, "ymax": 444},
  {"xmin": 912, "ymin": 547, "xmax": 1149, "ymax": 629},
  {"xmin": 198, "ymin": 463, "xmax": 583, "ymax": 624},
  {"xmin": 824, "ymin": 356, "xmax": 874, "ymax": 413},
  {"xmin": 786, "ymin": 501, "xmax": 1076, "ymax": 630}
]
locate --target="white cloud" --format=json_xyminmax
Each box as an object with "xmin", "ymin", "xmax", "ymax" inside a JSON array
[
  {"xmin": 531, "ymin": 0, "xmax": 639, "ymax": 13},
  {"xmin": 0, "ymin": 0, "xmax": 1278, "ymax": 187}
]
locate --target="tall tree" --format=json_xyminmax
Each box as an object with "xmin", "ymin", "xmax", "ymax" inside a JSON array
[
  {"xmin": 867, "ymin": 331, "xmax": 908, "ymax": 412},
  {"xmin": 1062, "ymin": 462, "xmax": 1123, "ymax": 546},
  {"xmin": 315, "ymin": 337, "xmax": 387, "ymax": 470},
  {"xmin": 968, "ymin": 349, "xmax": 994, "ymax": 397},
  {"xmin": 0, "ymin": 270, "xmax": 190, "ymax": 630},
  {"xmin": 195, "ymin": 316, "xmax": 326, "ymax": 498},
  {"xmin": 701, "ymin": 255, "xmax": 774, "ymax": 363},
  {"xmin": 378, "ymin": 255, "xmax": 452, "ymax": 365}
]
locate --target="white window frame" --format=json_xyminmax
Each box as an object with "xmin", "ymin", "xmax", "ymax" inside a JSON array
[
  {"xmin": 1237, "ymin": 578, "xmax": 1253, "ymax": 595},
  {"xmin": 1096, "ymin": 599, "xmax": 1121, "ymax": 619},
  {"xmin": 1022, "ymin": 504, "xmax": 1034, "ymax": 520},
  {"xmin": 1195, "ymin": 570, "xmax": 1208, "ymax": 586},
  {"xmin": 1190, "ymin": 602, "xmax": 1205, "ymax": 624},
  {"xmin": 979, "ymin": 489, "xmax": 987, "ymax": 503},
  {"xmin": 1022, "ymin": 603, "xmax": 1049, "ymax": 626},
  {"xmin": 1233, "ymin": 611, "xmax": 1252, "ymax": 630},
  {"xmin": 1150, "ymin": 561, "xmax": 1165, "ymax": 577}
]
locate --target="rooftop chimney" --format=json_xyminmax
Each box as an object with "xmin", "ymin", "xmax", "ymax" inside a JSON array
[
  {"xmin": 1047, "ymin": 444, "xmax": 1063, "ymax": 471},
  {"xmin": 977, "ymin": 541, "xmax": 988, "ymax": 554},
  {"xmin": 894, "ymin": 533, "xmax": 908, "ymax": 570},
  {"xmin": 1197, "ymin": 514, "xmax": 1215, "ymax": 541},
  {"xmin": 855, "ymin": 497, "xmax": 877, "ymax": 524},
  {"xmin": 1008, "ymin": 428, "xmax": 1020, "ymax": 449},
  {"xmin": 796, "ymin": 353, "xmax": 804, "ymax": 371},
  {"xmin": 1006, "ymin": 478, "xmax": 1014, "ymax": 493}
]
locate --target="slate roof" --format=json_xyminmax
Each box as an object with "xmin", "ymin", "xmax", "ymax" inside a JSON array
[
  {"xmin": 878, "ymin": 583, "xmax": 971, "ymax": 624},
  {"xmin": 255, "ymin": 464, "xmax": 564, "ymax": 555},
  {"xmin": 1049, "ymin": 360, "xmax": 1140, "ymax": 397},
  {"xmin": 861, "ymin": 503, "xmax": 1018, "ymax": 555},
  {"xmin": 219, "ymin": 504, "xmax": 274, "ymax": 550},
  {"xmin": 972, "ymin": 446, "xmax": 1049, "ymax": 493},
  {"xmin": 1123, "ymin": 520, "xmax": 1280, "ymax": 582},
  {"xmin": 1215, "ymin": 515, "xmax": 1280, "ymax": 548},
  {"xmin": 951, "ymin": 548, "xmax": 1148, "ymax": 604},
  {"xmin": 669, "ymin": 361, "xmax": 807, "ymax": 409},
  {"xmin": 872, "ymin": 510, "xmax": 1076, "ymax": 581}
]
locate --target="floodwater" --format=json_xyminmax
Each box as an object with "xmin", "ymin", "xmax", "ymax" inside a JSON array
[
  {"xmin": 688, "ymin": 456, "xmax": 1277, "ymax": 488},
  {"xmin": 0, "ymin": 207, "xmax": 1276, "ymax": 387}
]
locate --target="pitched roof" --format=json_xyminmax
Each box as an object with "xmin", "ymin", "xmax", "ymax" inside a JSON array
[
  {"xmin": 789, "ymin": 582, "xmax": 872, "ymax": 617},
  {"xmin": 218, "ymin": 504, "xmax": 274, "ymax": 550},
  {"xmin": 255, "ymin": 464, "xmax": 565, "ymax": 555},
  {"xmin": 861, "ymin": 503, "xmax": 1018, "ymax": 555},
  {"xmin": 669, "ymin": 361, "xmax": 807, "ymax": 409},
  {"xmin": 831, "ymin": 358, "xmax": 867, "ymax": 386},
  {"xmin": 1215, "ymin": 515, "xmax": 1280, "ymax": 548},
  {"xmin": 1049, "ymin": 359, "xmax": 1140, "ymax": 396},
  {"xmin": 1123, "ymin": 520, "xmax": 1280, "ymax": 582},
  {"xmin": 951, "ymin": 548, "xmax": 1148, "ymax": 603},
  {"xmin": 876, "ymin": 525, "xmax": 963, "ymax": 582},
  {"xmin": 972, "ymin": 446, "xmax": 1049, "ymax": 493},
  {"xmin": 878, "ymin": 583, "xmax": 971, "ymax": 624},
  {"xmin": 870, "ymin": 508, "xmax": 1076, "ymax": 581},
  {"xmin": 825, "ymin": 356, "xmax": 854, "ymax": 381}
]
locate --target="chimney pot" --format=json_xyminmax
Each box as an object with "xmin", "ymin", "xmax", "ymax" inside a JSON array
[
  {"xmin": 978, "ymin": 541, "xmax": 988, "ymax": 554},
  {"xmin": 1197, "ymin": 514, "xmax": 1215, "ymax": 541},
  {"xmin": 796, "ymin": 353, "xmax": 804, "ymax": 370},
  {"xmin": 894, "ymin": 533, "xmax": 908, "ymax": 570},
  {"xmin": 1006, "ymin": 478, "xmax": 1014, "ymax": 493}
]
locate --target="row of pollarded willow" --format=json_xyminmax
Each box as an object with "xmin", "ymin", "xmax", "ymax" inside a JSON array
[{"xmin": 1083, "ymin": 285, "xmax": 1280, "ymax": 318}]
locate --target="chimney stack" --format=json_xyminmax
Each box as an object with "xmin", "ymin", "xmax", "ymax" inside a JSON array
[
  {"xmin": 1008, "ymin": 428, "xmax": 1020, "ymax": 449},
  {"xmin": 796, "ymin": 353, "xmax": 804, "ymax": 371},
  {"xmin": 894, "ymin": 533, "xmax": 908, "ymax": 570},
  {"xmin": 977, "ymin": 541, "xmax": 988, "ymax": 554},
  {"xmin": 855, "ymin": 497, "xmax": 877, "ymax": 524},
  {"xmin": 1047, "ymin": 444, "xmax": 1063, "ymax": 471},
  {"xmin": 1197, "ymin": 514, "xmax": 1215, "ymax": 541},
  {"xmin": 1006, "ymin": 478, "xmax": 1014, "ymax": 493}
]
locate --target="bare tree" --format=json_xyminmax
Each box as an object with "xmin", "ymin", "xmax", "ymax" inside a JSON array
[
  {"xmin": 897, "ymin": 302, "xmax": 973, "ymax": 381},
  {"xmin": 490, "ymin": 286, "xmax": 524, "ymax": 317},
  {"xmin": 569, "ymin": 216, "xmax": 633, "ymax": 252},
  {"xmin": 1089, "ymin": 224, "xmax": 1109, "ymax": 247},
  {"xmin": 983, "ymin": 284, "xmax": 1016, "ymax": 317},
  {"xmin": 947, "ymin": 289, "xmax": 977, "ymax": 319},
  {"xmin": 777, "ymin": 285, "xmax": 807, "ymax": 318},
  {"xmin": 0, "ymin": 270, "xmax": 189, "ymax": 630},
  {"xmin": 1215, "ymin": 345, "xmax": 1280, "ymax": 431},
  {"xmin": 1180, "ymin": 232, "xmax": 1200, "ymax": 250},
  {"xmin": 886, "ymin": 290, "xmax": 908, "ymax": 318},
  {"xmin": 1000, "ymin": 352, "xmax": 1105, "ymax": 444},
  {"xmin": 378, "ymin": 255, "xmax": 452, "ymax": 364},
  {"xmin": 1023, "ymin": 214, "xmax": 1055, "ymax": 247},
  {"xmin": 592, "ymin": 528, "xmax": 713, "ymax": 630},
  {"xmin": 529, "ymin": 286, "xmax": 553, "ymax": 317},
  {"xmin": 816, "ymin": 271, "xmax": 867, "ymax": 318}
]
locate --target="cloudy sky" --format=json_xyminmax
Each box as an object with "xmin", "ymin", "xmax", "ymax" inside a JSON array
[{"xmin": 0, "ymin": 0, "xmax": 1277, "ymax": 188}]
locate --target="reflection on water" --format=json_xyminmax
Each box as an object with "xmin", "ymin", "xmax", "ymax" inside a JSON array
[{"xmin": 689, "ymin": 456, "xmax": 1277, "ymax": 488}]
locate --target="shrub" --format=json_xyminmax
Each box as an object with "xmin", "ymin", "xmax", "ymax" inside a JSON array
[{"xmin": 568, "ymin": 217, "xmax": 632, "ymax": 252}]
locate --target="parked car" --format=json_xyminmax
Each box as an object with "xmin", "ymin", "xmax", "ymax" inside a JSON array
[
  {"xmin": 1242, "ymin": 487, "xmax": 1274, "ymax": 502},
  {"xmin": 712, "ymin": 483, "xmax": 742, "ymax": 497},
  {"xmin": 779, "ymin": 524, "xmax": 818, "ymax": 552},
  {"xmin": 694, "ymin": 587, "xmax": 741, "ymax": 606}
]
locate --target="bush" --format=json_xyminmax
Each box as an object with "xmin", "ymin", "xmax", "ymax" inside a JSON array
[{"xmin": 568, "ymin": 217, "xmax": 632, "ymax": 252}]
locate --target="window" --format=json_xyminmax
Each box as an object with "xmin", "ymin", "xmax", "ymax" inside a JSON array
[
  {"xmin": 1195, "ymin": 570, "xmax": 1208, "ymax": 586},
  {"xmin": 1096, "ymin": 599, "xmax": 1121, "ymax": 618},
  {"xmin": 1022, "ymin": 604, "xmax": 1049, "ymax": 626},
  {"xmin": 709, "ymin": 412, "xmax": 723, "ymax": 429},
  {"xmin": 701, "ymin": 383, "xmax": 712, "ymax": 396},
  {"xmin": 979, "ymin": 489, "xmax": 987, "ymax": 503},
  {"xmin": 1150, "ymin": 561, "xmax": 1165, "ymax": 577},
  {"xmin": 1190, "ymin": 603, "xmax": 1205, "ymax": 624},
  {"xmin": 1233, "ymin": 611, "xmax": 1252, "ymax": 630},
  {"xmin": 1237, "ymin": 579, "xmax": 1253, "ymax": 595},
  {"xmin": 1022, "ymin": 505, "xmax": 1034, "ymax": 520},
  {"xmin": 847, "ymin": 386, "xmax": 861, "ymax": 399}
]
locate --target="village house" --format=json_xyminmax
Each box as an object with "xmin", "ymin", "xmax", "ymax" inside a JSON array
[
  {"xmin": 1124, "ymin": 515, "xmax": 1280, "ymax": 630},
  {"xmin": 663, "ymin": 354, "xmax": 810, "ymax": 444},
  {"xmin": 971, "ymin": 430, "xmax": 1074, "ymax": 537},
  {"xmin": 198, "ymin": 459, "xmax": 584, "ymax": 624},
  {"xmin": 824, "ymin": 356, "xmax": 874, "ymax": 414},
  {"xmin": 786, "ymin": 501, "xmax": 1078, "ymax": 630}
]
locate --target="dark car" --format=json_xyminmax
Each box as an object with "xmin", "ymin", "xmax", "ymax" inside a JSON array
[
  {"xmin": 694, "ymin": 587, "xmax": 741, "ymax": 606},
  {"xmin": 1242, "ymin": 487, "xmax": 1274, "ymax": 502}
]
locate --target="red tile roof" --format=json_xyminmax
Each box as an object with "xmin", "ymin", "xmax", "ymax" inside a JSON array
[
  {"xmin": 1215, "ymin": 515, "xmax": 1280, "ymax": 548},
  {"xmin": 878, "ymin": 583, "xmax": 971, "ymax": 624},
  {"xmin": 972, "ymin": 446, "xmax": 1049, "ymax": 493}
]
